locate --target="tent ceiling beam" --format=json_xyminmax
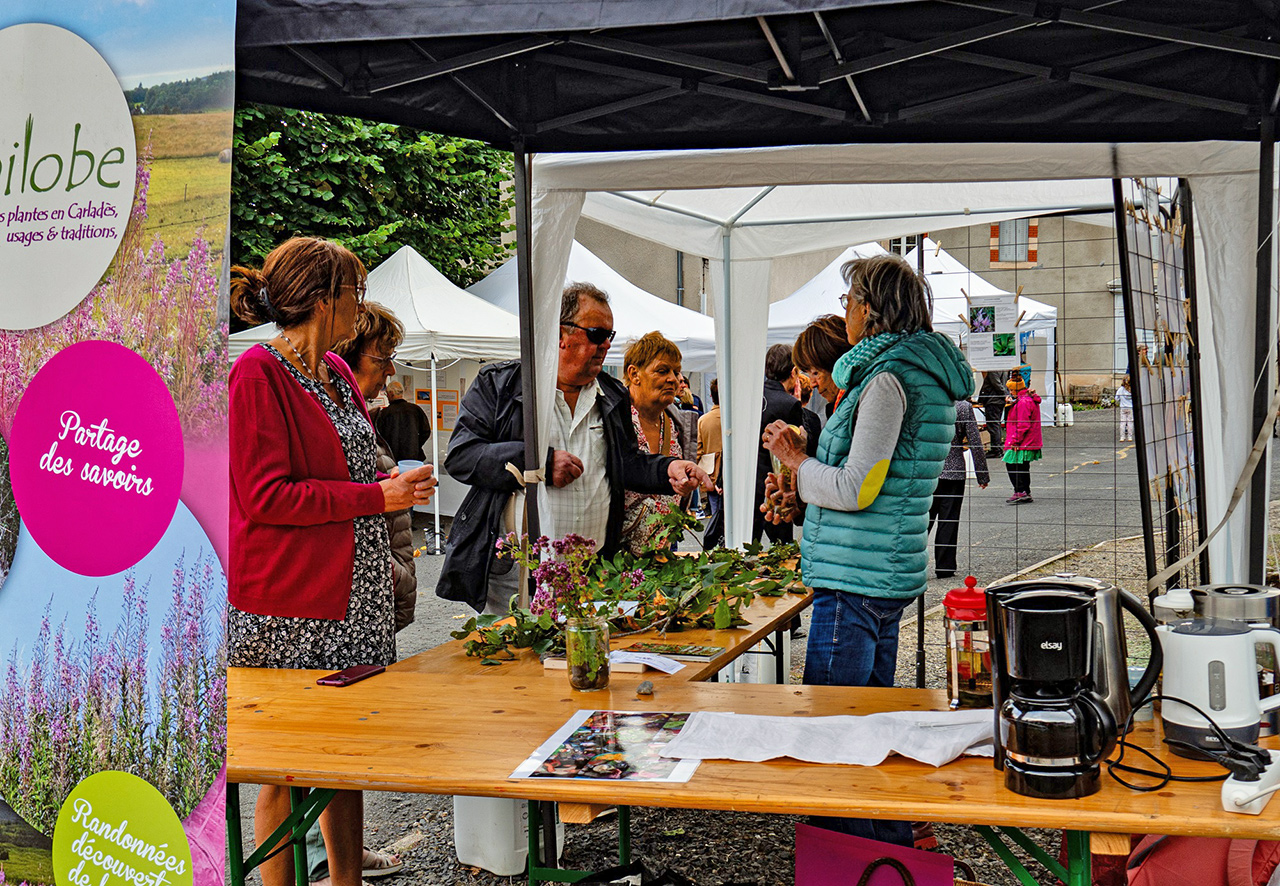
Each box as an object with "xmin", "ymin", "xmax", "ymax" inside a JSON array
[
  {"xmin": 407, "ymin": 41, "xmax": 519, "ymax": 133},
  {"xmin": 285, "ymin": 46, "xmax": 344, "ymax": 90},
  {"xmin": 535, "ymin": 48, "xmax": 852, "ymax": 127},
  {"xmin": 369, "ymin": 36, "xmax": 556, "ymax": 93},
  {"xmin": 757, "ymin": 17, "xmax": 797, "ymax": 83},
  {"xmin": 566, "ymin": 33, "xmax": 772, "ymax": 84},
  {"xmin": 944, "ymin": 0, "xmax": 1280, "ymax": 61},
  {"xmin": 885, "ymin": 37, "xmax": 1252, "ymax": 115},
  {"xmin": 819, "ymin": 12, "xmax": 1045, "ymax": 83},
  {"xmin": 813, "ymin": 10, "xmax": 872, "ymax": 121},
  {"xmin": 696, "ymin": 80, "xmax": 850, "ymax": 121},
  {"xmin": 535, "ymin": 86, "xmax": 685, "ymax": 133}
]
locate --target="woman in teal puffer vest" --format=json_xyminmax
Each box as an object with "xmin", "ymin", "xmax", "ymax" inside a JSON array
[{"xmin": 763, "ymin": 253, "xmax": 973, "ymax": 844}]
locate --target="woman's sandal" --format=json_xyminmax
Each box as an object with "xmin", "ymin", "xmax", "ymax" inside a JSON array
[{"xmin": 362, "ymin": 847, "xmax": 404, "ymax": 879}]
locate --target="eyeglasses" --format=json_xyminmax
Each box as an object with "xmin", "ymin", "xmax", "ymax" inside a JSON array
[
  {"xmin": 361, "ymin": 351, "xmax": 396, "ymax": 367},
  {"xmin": 560, "ymin": 321, "xmax": 616, "ymax": 345},
  {"xmin": 341, "ymin": 282, "xmax": 367, "ymax": 305},
  {"xmin": 839, "ymin": 292, "xmax": 855, "ymax": 310}
]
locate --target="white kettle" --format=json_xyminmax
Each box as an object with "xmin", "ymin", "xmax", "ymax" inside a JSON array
[{"xmin": 1157, "ymin": 619, "xmax": 1280, "ymax": 757}]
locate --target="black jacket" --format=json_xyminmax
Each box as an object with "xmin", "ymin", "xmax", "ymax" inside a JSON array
[
  {"xmin": 436, "ymin": 361, "xmax": 676, "ymax": 612},
  {"xmin": 376, "ymin": 397, "xmax": 430, "ymax": 461}
]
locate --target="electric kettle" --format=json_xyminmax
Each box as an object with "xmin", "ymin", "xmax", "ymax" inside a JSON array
[{"xmin": 1158, "ymin": 619, "xmax": 1280, "ymax": 757}]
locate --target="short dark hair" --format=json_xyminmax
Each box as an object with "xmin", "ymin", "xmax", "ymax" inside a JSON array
[
  {"xmin": 624, "ymin": 330, "xmax": 682, "ymax": 374},
  {"xmin": 561, "ymin": 282, "xmax": 610, "ymax": 325},
  {"xmin": 840, "ymin": 254, "xmax": 933, "ymax": 337},
  {"xmin": 793, "ymin": 314, "xmax": 852, "ymax": 373},
  {"xmin": 764, "ymin": 344, "xmax": 794, "ymax": 382},
  {"xmin": 710, "ymin": 377, "xmax": 719, "ymax": 405}
]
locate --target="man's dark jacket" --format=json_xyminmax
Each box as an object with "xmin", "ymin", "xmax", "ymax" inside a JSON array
[
  {"xmin": 376, "ymin": 397, "xmax": 430, "ymax": 462},
  {"xmin": 437, "ymin": 361, "xmax": 676, "ymax": 612}
]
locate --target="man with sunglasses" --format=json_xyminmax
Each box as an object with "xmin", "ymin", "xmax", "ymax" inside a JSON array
[
  {"xmin": 375, "ymin": 379, "xmax": 431, "ymax": 462},
  {"xmin": 439, "ymin": 282, "xmax": 713, "ymax": 615}
]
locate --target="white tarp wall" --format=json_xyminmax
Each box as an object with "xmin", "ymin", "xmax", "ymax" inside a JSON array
[
  {"xmin": 529, "ymin": 142, "xmax": 1267, "ymax": 580},
  {"xmin": 468, "ymin": 239, "xmax": 718, "ymax": 371}
]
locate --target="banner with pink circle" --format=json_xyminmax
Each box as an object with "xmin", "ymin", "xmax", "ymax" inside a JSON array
[{"xmin": 8, "ymin": 339, "xmax": 183, "ymax": 576}]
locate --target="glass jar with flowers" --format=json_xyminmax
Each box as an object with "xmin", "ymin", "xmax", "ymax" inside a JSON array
[{"xmin": 496, "ymin": 532, "xmax": 614, "ymax": 690}]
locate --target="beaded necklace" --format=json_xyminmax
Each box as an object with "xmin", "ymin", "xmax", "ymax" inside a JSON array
[{"xmin": 279, "ymin": 331, "xmax": 331, "ymax": 384}]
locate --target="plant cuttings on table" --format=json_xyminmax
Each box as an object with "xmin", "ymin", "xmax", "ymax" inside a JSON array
[{"xmin": 449, "ymin": 507, "xmax": 803, "ymax": 664}]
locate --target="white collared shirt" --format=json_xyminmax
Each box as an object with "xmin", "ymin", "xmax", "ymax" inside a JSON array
[{"xmin": 539, "ymin": 381, "xmax": 611, "ymax": 551}]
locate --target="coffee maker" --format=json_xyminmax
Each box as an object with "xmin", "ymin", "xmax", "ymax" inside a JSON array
[{"xmin": 987, "ymin": 576, "xmax": 1162, "ymax": 799}]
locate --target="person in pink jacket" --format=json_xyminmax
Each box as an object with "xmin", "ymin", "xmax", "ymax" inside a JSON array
[{"xmin": 1002, "ymin": 372, "xmax": 1042, "ymax": 504}]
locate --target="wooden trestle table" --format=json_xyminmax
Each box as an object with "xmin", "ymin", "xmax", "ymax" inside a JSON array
[{"xmin": 227, "ymin": 668, "xmax": 1279, "ymax": 886}]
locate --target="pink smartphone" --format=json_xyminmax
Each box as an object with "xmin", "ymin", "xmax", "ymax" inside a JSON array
[{"xmin": 315, "ymin": 664, "xmax": 385, "ymax": 687}]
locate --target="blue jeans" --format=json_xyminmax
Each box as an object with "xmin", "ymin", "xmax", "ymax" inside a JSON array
[
  {"xmin": 803, "ymin": 589, "xmax": 912, "ymax": 688},
  {"xmin": 803, "ymin": 588, "xmax": 915, "ymax": 847}
]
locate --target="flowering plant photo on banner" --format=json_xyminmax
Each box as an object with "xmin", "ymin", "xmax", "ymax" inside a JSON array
[{"xmin": 0, "ymin": 3, "xmax": 234, "ymax": 886}]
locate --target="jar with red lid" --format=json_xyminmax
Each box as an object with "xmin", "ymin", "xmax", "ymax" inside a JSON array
[{"xmin": 944, "ymin": 576, "xmax": 992, "ymax": 710}]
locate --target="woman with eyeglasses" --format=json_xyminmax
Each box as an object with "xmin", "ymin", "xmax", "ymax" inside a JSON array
[
  {"xmin": 228, "ymin": 238, "xmax": 436, "ymax": 886},
  {"xmin": 761, "ymin": 254, "xmax": 973, "ymax": 846}
]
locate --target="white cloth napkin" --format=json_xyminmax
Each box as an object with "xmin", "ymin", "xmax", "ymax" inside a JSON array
[{"xmin": 658, "ymin": 709, "xmax": 994, "ymax": 767}]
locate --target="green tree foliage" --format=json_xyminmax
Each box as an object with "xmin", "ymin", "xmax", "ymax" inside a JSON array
[
  {"xmin": 231, "ymin": 103, "xmax": 514, "ymax": 292},
  {"xmin": 126, "ymin": 71, "xmax": 234, "ymax": 114}
]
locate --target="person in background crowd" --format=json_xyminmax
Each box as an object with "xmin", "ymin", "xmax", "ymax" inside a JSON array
[
  {"xmin": 793, "ymin": 314, "xmax": 854, "ymax": 424},
  {"xmin": 762, "ymin": 253, "xmax": 973, "ymax": 846},
  {"xmin": 755, "ymin": 343, "xmax": 805, "ymax": 544},
  {"xmin": 928, "ymin": 400, "xmax": 989, "ymax": 579},
  {"xmin": 437, "ymin": 283, "xmax": 712, "ymax": 615},
  {"xmin": 979, "ymin": 369, "xmax": 1009, "ymax": 457},
  {"xmin": 376, "ymin": 380, "xmax": 430, "ymax": 462},
  {"xmin": 676, "ymin": 372, "xmax": 704, "ymax": 515},
  {"xmin": 621, "ymin": 331, "xmax": 695, "ymax": 553},
  {"xmin": 697, "ymin": 378, "xmax": 724, "ymax": 547},
  {"xmin": 1117, "ymin": 373, "xmax": 1134, "ymax": 442},
  {"xmin": 677, "ymin": 372, "xmax": 704, "ymax": 416},
  {"xmin": 228, "ymin": 237, "xmax": 437, "ymax": 886},
  {"xmin": 1002, "ymin": 369, "xmax": 1042, "ymax": 504}
]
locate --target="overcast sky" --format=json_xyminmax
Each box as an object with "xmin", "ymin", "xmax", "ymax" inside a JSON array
[{"xmin": 3, "ymin": 0, "xmax": 235, "ymax": 88}]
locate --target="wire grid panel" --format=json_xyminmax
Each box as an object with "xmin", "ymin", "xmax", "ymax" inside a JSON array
[{"xmin": 1119, "ymin": 177, "xmax": 1204, "ymax": 590}]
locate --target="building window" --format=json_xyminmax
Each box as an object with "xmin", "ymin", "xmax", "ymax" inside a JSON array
[
  {"xmin": 989, "ymin": 219, "xmax": 1038, "ymax": 268},
  {"xmin": 887, "ymin": 235, "xmax": 920, "ymax": 255}
]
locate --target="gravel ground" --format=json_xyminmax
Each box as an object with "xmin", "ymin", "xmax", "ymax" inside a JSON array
[{"xmin": 234, "ymin": 517, "xmax": 1168, "ymax": 886}]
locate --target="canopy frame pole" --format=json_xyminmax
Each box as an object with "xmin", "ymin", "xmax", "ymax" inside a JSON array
[
  {"xmin": 430, "ymin": 355, "xmax": 442, "ymax": 554},
  {"xmin": 720, "ymin": 228, "xmax": 741, "ymax": 549},
  {"xmin": 514, "ymin": 141, "xmax": 539, "ymax": 608},
  {"xmin": 1250, "ymin": 92, "xmax": 1276, "ymax": 583}
]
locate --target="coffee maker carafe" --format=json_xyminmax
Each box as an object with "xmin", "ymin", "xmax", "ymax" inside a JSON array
[{"xmin": 986, "ymin": 576, "xmax": 1163, "ymax": 799}]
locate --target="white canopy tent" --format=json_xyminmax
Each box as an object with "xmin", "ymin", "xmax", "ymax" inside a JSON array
[
  {"xmin": 519, "ymin": 141, "xmax": 1269, "ymax": 582},
  {"xmin": 230, "ymin": 244, "xmax": 523, "ymax": 546},
  {"xmin": 467, "ymin": 239, "xmax": 718, "ymax": 372},
  {"xmin": 229, "ymin": 244, "xmax": 522, "ymax": 362},
  {"xmin": 767, "ymin": 239, "xmax": 1060, "ymax": 423}
]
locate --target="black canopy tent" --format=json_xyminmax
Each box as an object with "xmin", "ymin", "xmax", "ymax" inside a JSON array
[{"xmin": 236, "ymin": 0, "xmax": 1280, "ymax": 580}]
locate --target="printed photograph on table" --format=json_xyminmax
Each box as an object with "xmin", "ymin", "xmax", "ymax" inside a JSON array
[
  {"xmin": 0, "ymin": 3, "xmax": 235, "ymax": 885},
  {"xmin": 511, "ymin": 710, "xmax": 702, "ymax": 783}
]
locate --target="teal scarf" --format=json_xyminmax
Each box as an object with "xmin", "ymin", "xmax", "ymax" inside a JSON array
[{"xmin": 832, "ymin": 331, "xmax": 908, "ymax": 390}]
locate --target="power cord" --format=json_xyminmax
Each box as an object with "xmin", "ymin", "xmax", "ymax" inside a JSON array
[{"xmin": 1106, "ymin": 693, "xmax": 1268, "ymax": 791}]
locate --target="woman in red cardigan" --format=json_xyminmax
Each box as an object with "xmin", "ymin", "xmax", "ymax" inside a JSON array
[{"xmin": 229, "ymin": 237, "xmax": 435, "ymax": 886}]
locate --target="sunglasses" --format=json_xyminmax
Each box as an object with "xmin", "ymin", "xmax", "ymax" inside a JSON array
[
  {"xmin": 361, "ymin": 351, "xmax": 396, "ymax": 367},
  {"xmin": 561, "ymin": 321, "xmax": 616, "ymax": 345}
]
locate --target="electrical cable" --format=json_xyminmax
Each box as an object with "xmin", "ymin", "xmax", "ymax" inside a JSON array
[{"xmin": 1107, "ymin": 692, "xmax": 1266, "ymax": 791}]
